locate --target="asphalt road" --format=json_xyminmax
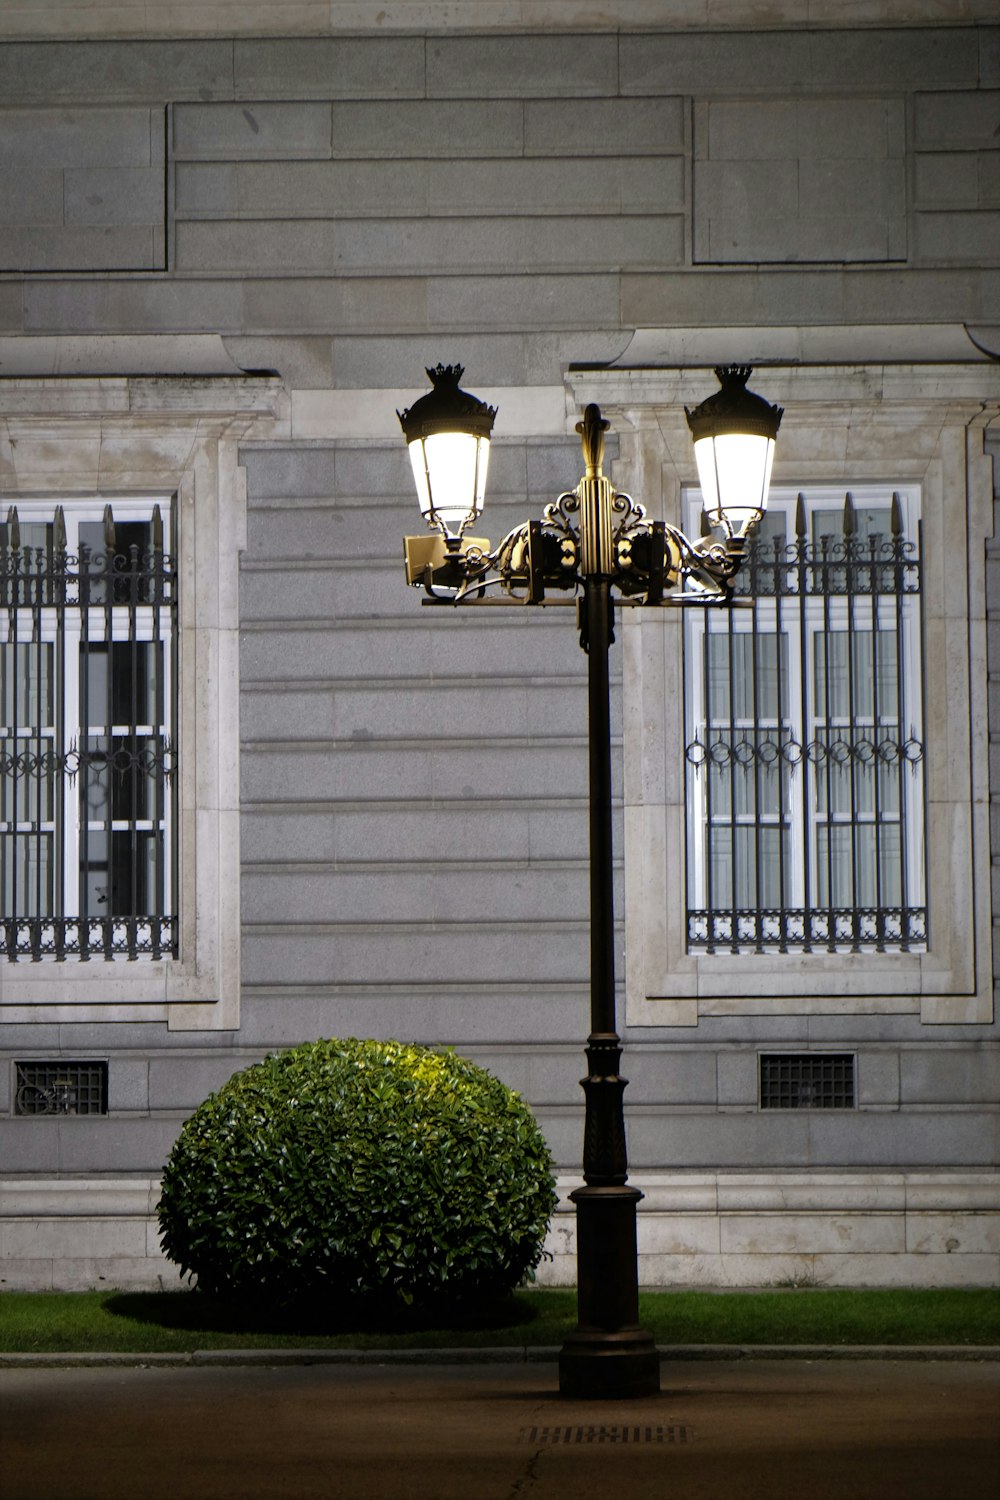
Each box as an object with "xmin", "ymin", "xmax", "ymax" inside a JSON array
[{"xmin": 2, "ymin": 1358, "xmax": 998, "ymax": 1500}]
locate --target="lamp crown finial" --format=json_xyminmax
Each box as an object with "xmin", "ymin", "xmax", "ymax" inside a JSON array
[
  {"xmin": 398, "ymin": 363, "xmax": 497, "ymax": 440},
  {"xmin": 426, "ymin": 362, "xmax": 464, "ymax": 386},
  {"xmin": 685, "ymin": 363, "xmax": 783, "ymax": 441}
]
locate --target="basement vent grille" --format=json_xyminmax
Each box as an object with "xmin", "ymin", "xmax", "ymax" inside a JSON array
[
  {"xmin": 519, "ymin": 1426, "xmax": 689, "ymax": 1445},
  {"xmin": 14, "ymin": 1060, "xmax": 108, "ymax": 1116},
  {"xmin": 759, "ymin": 1053, "xmax": 855, "ymax": 1110}
]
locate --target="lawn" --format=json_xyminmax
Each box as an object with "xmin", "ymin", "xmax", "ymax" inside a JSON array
[{"xmin": 2, "ymin": 1287, "xmax": 998, "ymax": 1354}]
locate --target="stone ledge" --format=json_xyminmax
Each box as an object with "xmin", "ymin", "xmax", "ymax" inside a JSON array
[{"xmin": 3, "ymin": 1170, "xmax": 997, "ymax": 1291}]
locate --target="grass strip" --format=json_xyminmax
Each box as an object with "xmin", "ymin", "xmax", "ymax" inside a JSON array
[{"xmin": 2, "ymin": 1287, "xmax": 997, "ymax": 1355}]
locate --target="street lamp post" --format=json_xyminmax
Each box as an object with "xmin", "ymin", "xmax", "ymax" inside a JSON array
[{"xmin": 399, "ymin": 365, "xmax": 782, "ymax": 1400}]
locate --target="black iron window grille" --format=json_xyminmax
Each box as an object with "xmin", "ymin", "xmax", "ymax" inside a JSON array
[
  {"xmin": 759, "ymin": 1053, "xmax": 855, "ymax": 1110},
  {"xmin": 685, "ymin": 487, "xmax": 925, "ymax": 954},
  {"xmin": 0, "ymin": 501, "xmax": 177, "ymax": 962},
  {"xmin": 14, "ymin": 1059, "xmax": 109, "ymax": 1115}
]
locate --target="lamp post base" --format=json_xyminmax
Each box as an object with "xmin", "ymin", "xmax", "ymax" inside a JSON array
[
  {"xmin": 558, "ymin": 1329, "xmax": 661, "ymax": 1401},
  {"xmin": 558, "ymin": 1184, "xmax": 660, "ymax": 1400}
]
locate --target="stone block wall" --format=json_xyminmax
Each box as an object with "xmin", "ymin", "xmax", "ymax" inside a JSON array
[{"xmin": 0, "ymin": 14, "xmax": 998, "ymax": 1288}]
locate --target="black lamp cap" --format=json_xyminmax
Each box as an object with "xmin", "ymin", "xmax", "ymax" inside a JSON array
[
  {"xmin": 685, "ymin": 365, "xmax": 783, "ymax": 442},
  {"xmin": 398, "ymin": 364, "xmax": 497, "ymax": 442}
]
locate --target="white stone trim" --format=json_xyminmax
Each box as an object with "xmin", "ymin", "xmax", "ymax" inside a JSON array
[
  {"xmin": 563, "ymin": 364, "xmax": 1000, "ymax": 1027},
  {"xmin": 2, "ymin": 1171, "xmax": 996, "ymax": 1292},
  {"xmin": 0, "ymin": 376, "xmax": 289, "ymax": 1029}
]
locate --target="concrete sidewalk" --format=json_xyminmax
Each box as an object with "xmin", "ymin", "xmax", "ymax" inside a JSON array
[{"xmin": 2, "ymin": 1356, "xmax": 998, "ymax": 1500}]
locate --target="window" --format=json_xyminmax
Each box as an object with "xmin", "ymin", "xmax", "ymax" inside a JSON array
[
  {"xmin": 0, "ymin": 375, "xmax": 282, "ymax": 1027},
  {"xmin": 610, "ymin": 361, "xmax": 993, "ymax": 1025},
  {"xmin": 684, "ymin": 486, "xmax": 924, "ymax": 955},
  {"xmin": 1, "ymin": 499, "xmax": 177, "ymax": 962}
]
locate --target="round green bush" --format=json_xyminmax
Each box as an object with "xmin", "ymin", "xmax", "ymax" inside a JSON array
[{"xmin": 157, "ymin": 1037, "xmax": 557, "ymax": 1315}]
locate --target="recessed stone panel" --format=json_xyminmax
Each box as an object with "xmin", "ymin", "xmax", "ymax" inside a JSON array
[
  {"xmin": 693, "ymin": 97, "xmax": 906, "ymax": 264},
  {"xmin": 0, "ymin": 106, "xmax": 165, "ymax": 271}
]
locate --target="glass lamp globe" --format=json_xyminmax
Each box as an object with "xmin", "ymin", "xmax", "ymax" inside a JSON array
[
  {"xmin": 398, "ymin": 365, "xmax": 497, "ymax": 536},
  {"xmin": 685, "ymin": 366, "xmax": 783, "ymax": 537}
]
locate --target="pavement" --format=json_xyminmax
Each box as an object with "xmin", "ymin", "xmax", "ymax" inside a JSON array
[{"xmin": 2, "ymin": 1352, "xmax": 998, "ymax": 1500}]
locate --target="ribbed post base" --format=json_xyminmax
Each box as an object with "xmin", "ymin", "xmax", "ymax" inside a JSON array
[{"xmin": 558, "ymin": 1184, "xmax": 660, "ymax": 1400}]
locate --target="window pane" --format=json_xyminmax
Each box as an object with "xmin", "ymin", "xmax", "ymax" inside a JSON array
[
  {"xmin": 710, "ymin": 824, "xmax": 786, "ymax": 908},
  {"xmin": 1, "ymin": 832, "xmax": 53, "ymax": 918},
  {"xmin": 78, "ymin": 520, "xmax": 156, "ymax": 606},
  {"xmin": 812, "ymin": 505, "xmax": 891, "ymax": 544},
  {"xmin": 816, "ymin": 821, "xmax": 902, "ymax": 909},
  {"xmin": 1, "ymin": 643, "xmax": 53, "ymax": 729},
  {"xmin": 81, "ymin": 642, "xmax": 163, "ymax": 731},
  {"xmin": 79, "ymin": 827, "xmax": 161, "ymax": 918}
]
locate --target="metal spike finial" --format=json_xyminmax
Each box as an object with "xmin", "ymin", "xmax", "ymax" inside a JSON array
[{"xmin": 576, "ymin": 403, "xmax": 609, "ymax": 477}]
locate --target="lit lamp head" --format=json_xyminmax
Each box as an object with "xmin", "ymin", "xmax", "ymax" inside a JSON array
[
  {"xmin": 685, "ymin": 366, "xmax": 783, "ymax": 539},
  {"xmin": 398, "ymin": 364, "xmax": 497, "ymax": 538}
]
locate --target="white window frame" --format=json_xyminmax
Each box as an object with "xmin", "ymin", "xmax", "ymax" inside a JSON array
[
  {"xmin": 0, "ymin": 376, "xmax": 287, "ymax": 1029},
  {"xmin": 682, "ymin": 483, "xmax": 926, "ymax": 951},
  {"xmin": 2, "ymin": 497, "xmax": 176, "ymax": 948},
  {"xmin": 561, "ymin": 362, "xmax": 997, "ymax": 1029}
]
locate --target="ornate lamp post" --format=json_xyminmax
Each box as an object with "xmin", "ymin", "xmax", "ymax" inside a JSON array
[{"xmin": 399, "ymin": 364, "xmax": 782, "ymax": 1399}]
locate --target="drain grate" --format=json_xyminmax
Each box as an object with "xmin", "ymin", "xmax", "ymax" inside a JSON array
[{"xmin": 519, "ymin": 1425, "xmax": 689, "ymax": 1445}]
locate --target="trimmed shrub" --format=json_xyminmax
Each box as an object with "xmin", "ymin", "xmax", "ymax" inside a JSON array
[{"xmin": 157, "ymin": 1037, "xmax": 557, "ymax": 1316}]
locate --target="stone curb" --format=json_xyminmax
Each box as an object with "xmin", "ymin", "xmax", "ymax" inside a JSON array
[{"xmin": 2, "ymin": 1345, "xmax": 998, "ymax": 1369}]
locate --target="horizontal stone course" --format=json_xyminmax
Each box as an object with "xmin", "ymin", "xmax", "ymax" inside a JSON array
[
  {"xmin": 425, "ymin": 33, "xmax": 616, "ymax": 98},
  {"xmin": 0, "ymin": 106, "xmax": 157, "ymax": 166},
  {"xmin": 240, "ymin": 737, "xmax": 589, "ymax": 802},
  {"xmin": 621, "ymin": 27, "xmax": 977, "ymax": 94},
  {"xmin": 704, "ymin": 97, "xmax": 903, "ymax": 162},
  {"xmin": 240, "ymin": 924, "xmax": 589, "ymax": 989},
  {"xmin": 242, "ymin": 864, "xmax": 587, "ymax": 926},
  {"xmin": 913, "ymin": 210, "xmax": 1000, "ymax": 264},
  {"xmin": 173, "ymin": 101, "xmax": 333, "ymax": 159},
  {"xmin": 22, "ymin": 278, "xmax": 245, "ymax": 333},
  {"xmin": 241, "ymin": 275, "xmax": 430, "ymax": 334},
  {"xmin": 0, "ymin": 227, "xmax": 159, "ymax": 273},
  {"xmin": 330, "ymin": 99, "xmax": 524, "ymax": 158},
  {"xmin": 240, "ymin": 804, "xmax": 591, "ymax": 865},
  {"xmin": 914, "ymin": 90, "xmax": 1000, "ymax": 148},
  {"xmin": 233, "ymin": 37, "xmax": 426, "ymax": 100},
  {"xmin": 174, "ymin": 215, "xmax": 684, "ymax": 275},
  {"xmin": 239, "ymin": 619, "xmax": 581, "ymax": 687},
  {"xmin": 0, "ymin": 40, "xmax": 234, "ymax": 103},
  {"xmin": 173, "ymin": 156, "xmax": 684, "ymax": 220},
  {"xmin": 699, "ymin": 211, "xmax": 903, "ymax": 265},
  {"xmin": 239, "ymin": 677, "xmax": 584, "ymax": 738}
]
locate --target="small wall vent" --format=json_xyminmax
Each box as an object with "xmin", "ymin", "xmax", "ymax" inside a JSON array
[
  {"xmin": 759, "ymin": 1053, "xmax": 855, "ymax": 1110},
  {"xmin": 14, "ymin": 1060, "xmax": 108, "ymax": 1116}
]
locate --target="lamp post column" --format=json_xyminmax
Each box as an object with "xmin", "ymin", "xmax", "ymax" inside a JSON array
[{"xmin": 557, "ymin": 572, "xmax": 660, "ymax": 1399}]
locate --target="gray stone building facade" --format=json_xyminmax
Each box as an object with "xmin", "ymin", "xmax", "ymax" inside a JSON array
[{"xmin": 1, "ymin": 2, "xmax": 998, "ymax": 1289}]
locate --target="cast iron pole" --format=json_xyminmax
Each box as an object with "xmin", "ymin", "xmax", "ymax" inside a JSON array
[{"xmin": 557, "ymin": 572, "xmax": 660, "ymax": 1399}]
